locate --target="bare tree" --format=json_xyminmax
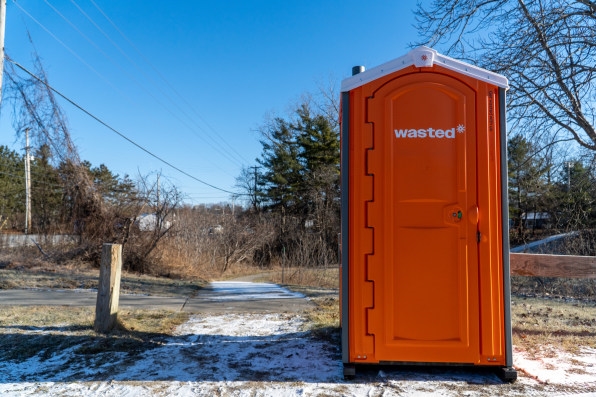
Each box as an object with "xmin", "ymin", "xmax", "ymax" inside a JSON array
[
  {"xmin": 234, "ymin": 165, "xmax": 261, "ymax": 212},
  {"xmin": 214, "ymin": 212, "xmax": 276, "ymax": 273},
  {"xmin": 5, "ymin": 54, "xmax": 79, "ymax": 164},
  {"xmin": 415, "ymin": 0, "xmax": 596, "ymax": 151},
  {"xmin": 5, "ymin": 53, "xmax": 104, "ymax": 238},
  {"xmin": 4, "ymin": 53, "xmax": 182, "ymax": 273},
  {"xmin": 123, "ymin": 171, "xmax": 181, "ymax": 273}
]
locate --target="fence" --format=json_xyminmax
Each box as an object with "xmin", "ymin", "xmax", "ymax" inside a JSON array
[
  {"xmin": 510, "ymin": 253, "xmax": 596, "ymax": 278},
  {"xmin": 0, "ymin": 233, "xmax": 79, "ymax": 248}
]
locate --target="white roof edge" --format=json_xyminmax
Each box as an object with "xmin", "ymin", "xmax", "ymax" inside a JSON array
[{"xmin": 341, "ymin": 46, "xmax": 509, "ymax": 92}]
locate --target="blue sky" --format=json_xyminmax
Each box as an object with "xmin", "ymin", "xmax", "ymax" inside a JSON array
[{"xmin": 1, "ymin": 1, "xmax": 421, "ymax": 204}]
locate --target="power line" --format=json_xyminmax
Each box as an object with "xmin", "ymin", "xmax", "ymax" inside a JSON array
[
  {"xmin": 39, "ymin": 0, "xmax": 245, "ymax": 169},
  {"xmin": 51, "ymin": 0, "xmax": 249, "ymax": 167},
  {"xmin": 5, "ymin": 56, "xmax": 244, "ymax": 196},
  {"xmin": 10, "ymin": 0, "xmax": 124, "ymax": 100},
  {"xmin": 88, "ymin": 0, "xmax": 251, "ymax": 166}
]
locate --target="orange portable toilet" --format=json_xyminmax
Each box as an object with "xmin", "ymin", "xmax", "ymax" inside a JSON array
[{"xmin": 340, "ymin": 47, "xmax": 516, "ymax": 381}]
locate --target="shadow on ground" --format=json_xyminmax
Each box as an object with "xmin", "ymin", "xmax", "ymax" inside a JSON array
[{"xmin": 0, "ymin": 324, "xmax": 508, "ymax": 387}]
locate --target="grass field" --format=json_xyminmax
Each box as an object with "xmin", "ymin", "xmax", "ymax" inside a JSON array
[{"xmin": 1, "ymin": 256, "xmax": 595, "ymax": 363}]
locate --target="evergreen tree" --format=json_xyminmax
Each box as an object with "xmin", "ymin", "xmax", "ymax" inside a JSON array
[
  {"xmin": 293, "ymin": 103, "xmax": 340, "ymax": 246},
  {"xmin": 31, "ymin": 144, "xmax": 62, "ymax": 232},
  {"xmin": 0, "ymin": 146, "xmax": 25, "ymax": 229},
  {"xmin": 257, "ymin": 103, "xmax": 340, "ymax": 215},
  {"xmin": 553, "ymin": 160, "xmax": 596, "ymax": 230},
  {"xmin": 86, "ymin": 162, "xmax": 136, "ymax": 205},
  {"xmin": 507, "ymin": 135, "xmax": 551, "ymax": 237},
  {"xmin": 253, "ymin": 99, "xmax": 341, "ymax": 266},
  {"xmin": 257, "ymin": 117, "xmax": 303, "ymax": 213},
  {"xmin": 294, "ymin": 104, "xmax": 340, "ymax": 178}
]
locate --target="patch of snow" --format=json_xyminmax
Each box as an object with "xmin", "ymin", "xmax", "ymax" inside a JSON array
[
  {"xmin": 1, "ymin": 287, "xmax": 595, "ymax": 396},
  {"xmin": 111, "ymin": 313, "xmax": 340, "ymax": 383},
  {"xmin": 514, "ymin": 346, "xmax": 596, "ymax": 387},
  {"xmin": 200, "ymin": 281, "xmax": 306, "ymax": 301}
]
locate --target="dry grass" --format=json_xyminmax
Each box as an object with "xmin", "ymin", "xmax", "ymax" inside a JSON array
[
  {"xmin": 0, "ymin": 247, "xmax": 194, "ymax": 373},
  {"xmin": 0, "ymin": 305, "xmax": 189, "ymax": 367},
  {"xmin": 268, "ymin": 266, "xmax": 340, "ymax": 289},
  {"xmin": 0, "ymin": 305, "xmax": 189, "ymax": 338},
  {"xmin": 263, "ymin": 268, "xmax": 596, "ymax": 359},
  {"xmin": 154, "ymin": 242, "xmax": 222, "ymax": 280},
  {"xmin": 237, "ymin": 266, "xmax": 342, "ymax": 343},
  {"xmin": 511, "ymin": 295, "xmax": 596, "ymax": 356},
  {"xmin": 3, "ymin": 247, "xmax": 596, "ymax": 363},
  {"xmin": 0, "ymin": 256, "xmax": 206, "ymax": 297},
  {"xmin": 512, "ymin": 276, "xmax": 596, "ymax": 301},
  {"xmin": 303, "ymin": 294, "xmax": 340, "ymax": 341}
]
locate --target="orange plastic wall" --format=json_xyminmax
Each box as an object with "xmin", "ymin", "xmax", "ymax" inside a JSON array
[{"xmin": 341, "ymin": 64, "xmax": 506, "ymax": 366}]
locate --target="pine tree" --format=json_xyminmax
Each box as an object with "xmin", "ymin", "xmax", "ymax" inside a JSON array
[
  {"xmin": 507, "ymin": 135, "xmax": 551, "ymax": 238},
  {"xmin": 293, "ymin": 103, "xmax": 340, "ymax": 247},
  {"xmin": 253, "ymin": 100, "xmax": 341, "ymax": 266},
  {"xmin": 31, "ymin": 144, "xmax": 62, "ymax": 232},
  {"xmin": 257, "ymin": 117, "xmax": 303, "ymax": 213},
  {"xmin": 553, "ymin": 160, "xmax": 596, "ymax": 230},
  {"xmin": 0, "ymin": 146, "xmax": 25, "ymax": 229}
]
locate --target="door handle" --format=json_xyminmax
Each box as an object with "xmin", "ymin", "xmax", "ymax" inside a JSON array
[
  {"xmin": 443, "ymin": 205, "xmax": 478, "ymax": 225},
  {"xmin": 468, "ymin": 206, "xmax": 479, "ymax": 224}
]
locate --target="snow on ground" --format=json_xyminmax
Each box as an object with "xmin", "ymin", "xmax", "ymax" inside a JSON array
[
  {"xmin": 1, "ymin": 312, "xmax": 595, "ymax": 396},
  {"xmin": 1, "ymin": 280, "xmax": 595, "ymax": 396},
  {"xmin": 200, "ymin": 281, "xmax": 306, "ymax": 301},
  {"xmin": 514, "ymin": 345, "xmax": 596, "ymax": 385}
]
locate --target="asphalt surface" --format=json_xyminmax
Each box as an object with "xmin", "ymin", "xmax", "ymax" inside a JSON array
[{"xmin": 0, "ymin": 281, "xmax": 314, "ymax": 313}]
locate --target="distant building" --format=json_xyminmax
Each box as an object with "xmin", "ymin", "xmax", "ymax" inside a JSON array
[
  {"xmin": 136, "ymin": 213, "xmax": 171, "ymax": 232},
  {"xmin": 208, "ymin": 225, "xmax": 223, "ymax": 235},
  {"xmin": 522, "ymin": 212, "xmax": 551, "ymax": 229}
]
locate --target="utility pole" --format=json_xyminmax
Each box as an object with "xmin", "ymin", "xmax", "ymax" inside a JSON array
[
  {"xmin": 156, "ymin": 173, "xmax": 160, "ymax": 208},
  {"xmin": 250, "ymin": 166, "xmax": 260, "ymax": 211},
  {"xmin": 25, "ymin": 128, "xmax": 31, "ymax": 234},
  {"xmin": 156, "ymin": 172, "xmax": 161, "ymax": 229},
  {"xmin": 0, "ymin": 0, "xmax": 6, "ymax": 106}
]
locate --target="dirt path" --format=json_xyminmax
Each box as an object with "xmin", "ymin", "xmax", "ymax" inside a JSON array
[
  {"xmin": 226, "ymin": 271, "xmax": 278, "ymax": 282},
  {"xmin": 0, "ymin": 279, "xmax": 314, "ymax": 313},
  {"xmin": 182, "ymin": 280, "xmax": 314, "ymax": 313}
]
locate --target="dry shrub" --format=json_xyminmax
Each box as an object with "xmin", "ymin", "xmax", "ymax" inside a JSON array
[
  {"xmin": 87, "ymin": 203, "xmax": 340, "ymax": 283},
  {"xmin": 152, "ymin": 206, "xmax": 277, "ymax": 279},
  {"xmin": 512, "ymin": 276, "xmax": 596, "ymax": 301},
  {"xmin": 285, "ymin": 231, "xmax": 338, "ymax": 268},
  {"xmin": 561, "ymin": 229, "xmax": 596, "ymax": 256},
  {"xmin": 155, "ymin": 235, "xmax": 220, "ymax": 280},
  {"xmin": 269, "ymin": 266, "xmax": 340, "ymax": 289},
  {"xmin": 0, "ymin": 246, "xmax": 51, "ymax": 268}
]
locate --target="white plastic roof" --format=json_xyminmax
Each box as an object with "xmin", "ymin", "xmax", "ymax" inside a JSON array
[{"xmin": 341, "ymin": 46, "xmax": 509, "ymax": 92}]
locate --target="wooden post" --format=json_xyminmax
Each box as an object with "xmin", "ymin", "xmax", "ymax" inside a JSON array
[{"xmin": 94, "ymin": 243, "xmax": 123, "ymax": 333}]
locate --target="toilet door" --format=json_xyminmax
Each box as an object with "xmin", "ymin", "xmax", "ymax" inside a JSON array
[{"xmin": 366, "ymin": 73, "xmax": 480, "ymax": 364}]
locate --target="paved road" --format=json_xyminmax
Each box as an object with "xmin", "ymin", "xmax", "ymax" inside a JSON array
[{"xmin": 0, "ymin": 281, "xmax": 314, "ymax": 313}]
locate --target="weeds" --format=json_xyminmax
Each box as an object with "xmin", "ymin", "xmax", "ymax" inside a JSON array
[
  {"xmin": 0, "ymin": 305, "xmax": 188, "ymax": 367},
  {"xmin": 2, "ymin": 245, "xmax": 596, "ymax": 364},
  {"xmin": 0, "ymin": 252, "xmax": 206, "ymax": 297},
  {"xmin": 511, "ymin": 296, "xmax": 596, "ymax": 356},
  {"xmin": 269, "ymin": 266, "xmax": 340, "ymax": 289},
  {"xmin": 512, "ymin": 277, "xmax": 596, "ymax": 301}
]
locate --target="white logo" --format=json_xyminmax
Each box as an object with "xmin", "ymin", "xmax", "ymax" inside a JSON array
[{"xmin": 394, "ymin": 124, "xmax": 466, "ymax": 139}]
